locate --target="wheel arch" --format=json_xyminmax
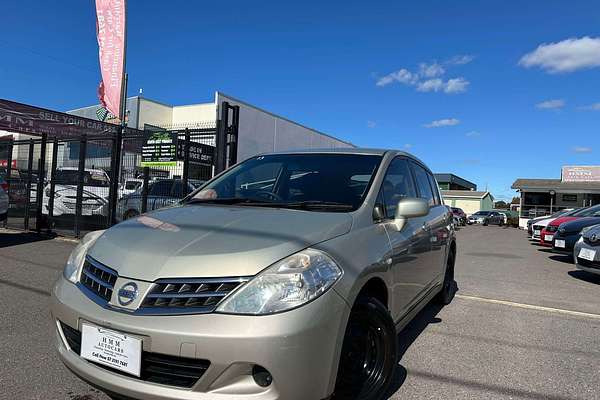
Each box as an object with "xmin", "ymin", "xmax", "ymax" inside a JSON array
[{"xmin": 354, "ymin": 276, "xmax": 389, "ymax": 309}]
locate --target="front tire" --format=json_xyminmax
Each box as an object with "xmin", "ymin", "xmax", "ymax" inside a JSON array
[{"xmin": 333, "ymin": 297, "xmax": 397, "ymax": 400}]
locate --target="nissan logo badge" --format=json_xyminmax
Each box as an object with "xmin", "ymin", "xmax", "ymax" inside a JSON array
[{"xmin": 118, "ymin": 282, "xmax": 138, "ymax": 306}]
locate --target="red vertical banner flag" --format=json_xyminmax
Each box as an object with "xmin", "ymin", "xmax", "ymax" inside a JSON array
[{"xmin": 96, "ymin": 0, "xmax": 126, "ymax": 119}]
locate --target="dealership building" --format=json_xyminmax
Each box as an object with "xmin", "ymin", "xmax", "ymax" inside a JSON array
[
  {"xmin": 512, "ymin": 166, "xmax": 600, "ymax": 228},
  {"xmin": 67, "ymin": 92, "xmax": 354, "ymax": 175}
]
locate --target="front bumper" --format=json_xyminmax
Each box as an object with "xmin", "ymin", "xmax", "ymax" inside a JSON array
[
  {"xmin": 51, "ymin": 277, "xmax": 350, "ymax": 400},
  {"xmin": 574, "ymin": 241, "xmax": 600, "ymax": 275},
  {"xmin": 552, "ymin": 233, "xmax": 580, "ymax": 254}
]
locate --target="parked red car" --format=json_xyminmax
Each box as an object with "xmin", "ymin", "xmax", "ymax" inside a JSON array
[
  {"xmin": 540, "ymin": 204, "xmax": 600, "ymax": 246},
  {"xmin": 451, "ymin": 207, "xmax": 467, "ymax": 226}
]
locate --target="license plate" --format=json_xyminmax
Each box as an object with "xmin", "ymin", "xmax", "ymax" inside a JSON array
[
  {"xmin": 579, "ymin": 248, "xmax": 597, "ymax": 261},
  {"xmin": 80, "ymin": 323, "xmax": 142, "ymax": 377},
  {"xmin": 555, "ymin": 239, "xmax": 566, "ymax": 248},
  {"xmin": 544, "ymin": 234, "xmax": 554, "ymax": 242},
  {"xmin": 533, "ymin": 230, "xmax": 541, "ymax": 236}
]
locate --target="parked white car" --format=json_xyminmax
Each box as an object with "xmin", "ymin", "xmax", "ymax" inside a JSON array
[
  {"xmin": 43, "ymin": 167, "xmax": 110, "ymax": 217},
  {"xmin": 0, "ymin": 176, "xmax": 8, "ymax": 222},
  {"xmin": 118, "ymin": 178, "xmax": 143, "ymax": 198},
  {"xmin": 531, "ymin": 209, "xmax": 576, "ymax": 240}
]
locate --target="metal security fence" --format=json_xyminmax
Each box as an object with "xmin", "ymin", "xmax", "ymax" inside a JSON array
[
  {"xmin": 0, "ymin": 99, "xmax": 240, "ymax": 237},
  {"xmin": 1, "ymin": 127, "xmax": 221, "ymax": 237}
]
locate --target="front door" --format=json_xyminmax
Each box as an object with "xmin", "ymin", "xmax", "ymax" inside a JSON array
[{"xmin": 377, "ymin": 157, "xmax": 433, "ymax": 321}]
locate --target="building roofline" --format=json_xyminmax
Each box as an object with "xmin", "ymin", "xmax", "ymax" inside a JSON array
[{"xmin": 215, "ymin": 91, "xmax": 355, "ymax": 147}]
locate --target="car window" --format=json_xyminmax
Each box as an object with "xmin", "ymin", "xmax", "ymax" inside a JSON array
[
  {"xmin": 150, "ymin": 180, "xmax": 173, "ymax": 196},
  {"xmin": 378, "ymin": 158, "xmax": 417, "ymax": 218},
  {"xmin": 410, "ymin": 162, "xmax": 435, "ymax": 207},
  {"xmin": 125, "ymin": 181, "xmax": 141, "ymax": 190},
  {"xmin": 427, "ymin": 173, "xmax": 441, "ymax": 205},
  {"xmin": 195, "ymin": 154, "xmax": 382, "ymax": 211}
]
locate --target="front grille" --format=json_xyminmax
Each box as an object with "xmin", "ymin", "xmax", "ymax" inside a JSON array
[
  {"xmin": 140, "ymin": 277, "xmax": 249, "ymax": 313},
  {"xmin": 577, "ymin": 257, "xmax": 600, "ymax": 269},
  {"xmin": 532, "ymin": 225, "xmax": 543, "ymax": 231},
  {"xmin": 80, "ymin": 256, "xmax": 118, "ymax": 302},
  {"xmin": 59, "ymin": 322, "xmax": 210, "ymax": 388},
  {"xmin": 583, "ymin": 237, "xmax": 600, "ymax": 246},
  {"xmin": 546, "ymin": 225, "xmax": 558, "ymax": 233}
]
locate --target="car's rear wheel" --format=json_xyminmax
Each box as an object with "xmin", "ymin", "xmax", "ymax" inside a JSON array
[
  {"xmin": 123, "ymin": 209, "xmax": 140, "ymax": 220},
  {"xmin": 436, "ymin": 250, "xmax": 456, "ymax": 305},
  {"xmin": 333, "ymin": 297, "xmax": 397, "ymax": 400}
]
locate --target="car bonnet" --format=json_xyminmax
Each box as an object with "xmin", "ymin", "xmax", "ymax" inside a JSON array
[{"xmin": 87, "ymin": 204, "xmax": 353, "ymax": 281}]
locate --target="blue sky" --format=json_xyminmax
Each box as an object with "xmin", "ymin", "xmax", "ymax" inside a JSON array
[{"xmin": 2, "ymin": 0, "xmax": 600, "ymax": 200}]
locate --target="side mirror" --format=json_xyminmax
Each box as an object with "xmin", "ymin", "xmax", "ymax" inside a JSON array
[
  {"xmin": 373, "ymin": 203, "xmax": 385, "ymax": 222},
  {"xmin": 393, "ymin": 197, "xmax": 429, "ymax": 231}
]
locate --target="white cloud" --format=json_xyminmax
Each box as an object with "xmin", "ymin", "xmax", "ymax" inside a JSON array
[
  {"xmin": 403, "ymin": 144, "xmax": 413, "ymax": 150},
  {"xmin": 419, "ymin": 62, "xmax": 445, "ymax": 78},
  {"xmin": 519, "ymin": 36, "xmax": 600, "ymax": 73},
  {"xmin": 417, "ymin": 78, "xmax": 444, "ymax": 92},
  {"xmin": 376, "ymin": 56, "xmax": 471, "ymax": 93},
  {"xmin": 581, "ymin": 102, "xmax": 600, "ymax": 111},
  {"xmin": 536, "ymin": 99, "xmax": 565, "ymax": 110},
  {"xmin": 376, "ymin": 69, "xmax": 418, "ymax": 87},
  {"xmin": 465, "ymin": 130, "xmax": 480, "ymax": 138},
  {"xmin": 573, "ymin": 146, "xmax": 592, "ymax": 153},
  {"xmin": 444, "ymin": 77, "xmax": 470, "ymax": 93},
  {"xmin": 367, "ymin": 120, "xmax": 377, "ymax": 128},
  {"xmin": 446, "ymin": 55, "xmax": 475, "ymax": 65},
  {"xmin": 423, "ymin": 118, "xmax": 460, "ymax": 128}
]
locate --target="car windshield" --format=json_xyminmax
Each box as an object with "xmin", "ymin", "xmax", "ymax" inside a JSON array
[
  {"xmin": 474, "ymin": 211, "xmax": 491, "ymax": 216},
  {"xmin": 573, "ymin": 204, "xmax": 600, "ymax": 217},
  {"xmin": 189, "ymin": 153, "xmax": 382, "ymax": 211},
  {"xmin": 55, "ymin": 170, "xmax": 110, "ymax": 187}
]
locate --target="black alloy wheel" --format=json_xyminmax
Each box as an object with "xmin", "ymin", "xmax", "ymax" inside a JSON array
[
  {"xmin": 436, "ymin": 250, "xmax": 456, "ymax": 305},
  {"xmin": 333, "ymin": 297, "xmax": 397, "ymax": 400}
]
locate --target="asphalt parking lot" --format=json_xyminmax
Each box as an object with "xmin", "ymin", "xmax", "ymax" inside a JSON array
[{"xmin": 1, "ymin": 225, "xmax": 599, "ymax": 400}]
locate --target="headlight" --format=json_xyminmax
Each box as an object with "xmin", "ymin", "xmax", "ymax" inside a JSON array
[
  {"xmin": 216, "ymin": 248, "xmax": 342, "ymax": 315},
  {"xmin": 63, "ymin": 230, "xmax": 104, "ymax": 283}
]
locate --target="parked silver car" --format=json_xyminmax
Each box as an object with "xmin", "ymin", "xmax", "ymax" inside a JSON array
[
  {"xmin": 574, "ymin": 224, "xmax": 600, "ymax": 276},
  {"xmin": 51, "ymin": 149, "xmax": 457, "ymax": 400},
  {"xmin": 116, "ymin": 178, "xmax": 204, "ymax": 221}
]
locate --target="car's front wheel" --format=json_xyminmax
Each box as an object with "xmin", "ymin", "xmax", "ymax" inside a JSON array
[{"xmin": 333, "ymin": 296, "xmax": 397, "ymax": 400}]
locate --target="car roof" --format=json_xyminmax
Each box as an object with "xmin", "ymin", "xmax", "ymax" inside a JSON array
[{"xmin": 257, "ymin": 148, "xmax": 432, "ymax": 172}]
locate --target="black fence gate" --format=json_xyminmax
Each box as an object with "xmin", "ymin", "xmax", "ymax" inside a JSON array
[{"xmin": 0, "ymin": 99, "xmax": 239, "ymax": 237}]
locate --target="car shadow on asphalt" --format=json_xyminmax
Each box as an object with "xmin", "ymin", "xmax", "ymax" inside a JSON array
[
  {"xmin": 548, "ymin": 254, "xmax": 573, "ymax": 264},
  {"xmin": 568, "ymin": 270, "xmax": 600, "ymax": 285},
  {"xmin": 387, "ymin": 293, "xmax": 450, "ymax": 397},
  {"xmin": 0, "ymin": 231, "xmax": 57, "ymax": 248}
]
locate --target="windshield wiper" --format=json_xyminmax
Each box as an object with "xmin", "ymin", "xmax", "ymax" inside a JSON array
[
  {"xmin": 186, "ymin": 197, "xmax": 272, "ymax": 205},
  {"xmin": 258, "ymin": 200, "xmax": 354, "ymax": 211},
  {"xmin": 187, "ymin": 198, "xmax": 353, "ymax": 211}
]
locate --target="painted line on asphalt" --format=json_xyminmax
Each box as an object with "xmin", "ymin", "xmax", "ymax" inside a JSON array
[{"xmin": 456, "ymin": 294, "xmax": 600, "ymax": 320}]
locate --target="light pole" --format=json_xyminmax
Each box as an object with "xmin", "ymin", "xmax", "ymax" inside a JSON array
[{"xmin": 550, "ymin": 190, "xmax": 556, "ymax": 213}]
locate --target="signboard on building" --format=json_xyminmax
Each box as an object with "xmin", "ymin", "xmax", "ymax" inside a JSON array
[
  {"xmin": 0, "ymin": 99, "xmax": 140, "ymax": 138},
  {"xmin": 561, "ymin": 166, "xmax": 600, "ymax": 183},
  {"xmin": 141, "ymin": 131, "xmax": 177, "ymax": 166},
  {"xmin": 176, "ymin": 141, "xmax": 214, "ymax": 166}
]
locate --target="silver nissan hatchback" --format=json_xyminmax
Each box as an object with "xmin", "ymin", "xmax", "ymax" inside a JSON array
[{"xmin": 51, "ymin": 149, "xmax": 456, "ymax": 400}]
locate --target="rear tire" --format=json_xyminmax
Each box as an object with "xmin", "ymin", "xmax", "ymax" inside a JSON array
[
  {"xmin": 123, "ymin": 209, "xmax": 140, "ymax": 221},
  {"xmin": 333, "ymin": 297, "xmax": 397, "ymax": 400},
  {"xmin": 436, "ymin": 250, "xmax": 456, "ymax": 305}
]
